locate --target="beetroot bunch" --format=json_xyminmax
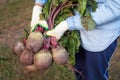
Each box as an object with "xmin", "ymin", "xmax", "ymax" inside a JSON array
[
  {"xmin": 13, "ymin": 31, "xmax": 69, "ymax": 72},
  {"xmin": 13, "ymin": 0, "xmax": 77, "ymax": 72}
]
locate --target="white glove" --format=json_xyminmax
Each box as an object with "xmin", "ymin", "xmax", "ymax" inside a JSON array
[
  {"xmin": 46, "ymin": 21, "xmax": 68, "ymax": 40},
  {"xmin": 30, "ymin": 5, "xmax": 48, "ymax": 32}
]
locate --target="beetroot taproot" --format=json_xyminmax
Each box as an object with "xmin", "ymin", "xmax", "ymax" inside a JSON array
[
  {"xmin": 19, "ymin": 49, "xmax": 34, "ymax": 66},
  {"xmin": 24, "ymin": 64, "xmax": 37, "ymax": 72},
  {"xmin": 34, "ymin": 49, "xmax": 52, "ymax": 70},
  {"xmin": 51, "ymin": 45, "xmax": 69, "ymax": 65},
  {"xmin": 26, "ymin": 31, "xmax": 43, "ymax": 52}
]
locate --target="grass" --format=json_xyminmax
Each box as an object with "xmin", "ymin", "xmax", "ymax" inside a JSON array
[
  {"xmin": 0, "ymin": 45, "xmax": 16, "ymax": 80},
  {"xmin": 0, "ymin": 0, "xmax": 33, "ymax": 30},
  {"xmin": 0, "ymin": 0, "xmax": 120, "ymax": 80},
  {"xmin": 109, "ymin": 46, "xmax": 120, "ymax": 80}
]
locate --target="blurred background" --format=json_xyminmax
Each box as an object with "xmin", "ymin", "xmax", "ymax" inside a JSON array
[{"xmin": 0, "ymin": 0, "xmax": 120, "ymax": 80}]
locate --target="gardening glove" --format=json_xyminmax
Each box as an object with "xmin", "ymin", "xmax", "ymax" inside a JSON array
[
  {"xmin": 46, "ymin": 21, "xmax": 68, "ymax": 40},
  {"xmin": 46, "ymin": 10, "xmax": 84, "ymax": 40},
  {"xmin": 30, "ymin": 5, "xmax": 48, "ymax": 32}
]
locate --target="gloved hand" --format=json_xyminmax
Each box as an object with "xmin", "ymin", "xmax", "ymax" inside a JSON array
[
  {"xmin": 30, "ymin": 5, "xmax": 48, "ymax": 32},
  {"xmin": 46, "ymin": 10, "xmax": 84, "ymax": 40},
  {"xmin": 46, "ymin": 21, "xmax": 68, "ymax": 40}
]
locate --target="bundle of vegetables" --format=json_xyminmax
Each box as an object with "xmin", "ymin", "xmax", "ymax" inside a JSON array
[{"xmin": 13, "ymin": 0, "xmax": 97, "ymax": 78}]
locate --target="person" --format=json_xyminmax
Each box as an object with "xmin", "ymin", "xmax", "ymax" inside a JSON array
[{"xmin": 31, "ymin": 0, "xmax": 120, "ymax": 80}]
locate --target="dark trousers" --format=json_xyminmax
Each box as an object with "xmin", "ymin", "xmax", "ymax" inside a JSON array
[{"xmin": 74, "ymin": 39, "xmax": 118, "ymax": 80}]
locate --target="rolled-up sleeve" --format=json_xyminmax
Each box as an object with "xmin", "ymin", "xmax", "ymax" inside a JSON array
[
  {"xmin": 66, "ymin": 15, "xmax": 84, "ymax": 30},
  {"xmin": 66, "ymin": 11, "xmax": 84, "ymax": 30},
  {"xmin": 35, "ymin": 0, "xmax": 48, "ymax": 5},
  {"xmin": 91, "ymin": 0, "xmax": 120, "ymax": 25}
]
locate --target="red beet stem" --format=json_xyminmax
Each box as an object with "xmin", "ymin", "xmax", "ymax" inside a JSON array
[
  {"xmin": 52, "ymin": 3, "xmax": 78, "ymax": 28},
  {"xmin": 48, "ymin": 0, "xmax": 69, "ymax": 29},
  {"xmin": 48, "ymin": 3, "xmax": 62, "ymax": 29},
  {"xmin": 45, "ymin": 0, "xmax": 78, "ymax": 49}
]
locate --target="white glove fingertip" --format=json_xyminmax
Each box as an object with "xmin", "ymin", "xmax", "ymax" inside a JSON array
[{"xmin": 46, "ymin": 30, "xmax": 54, "ymax": 36}]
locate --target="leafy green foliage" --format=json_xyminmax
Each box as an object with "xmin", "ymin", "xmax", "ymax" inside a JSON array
[
  {"xmin": 74, "ymin": 0, "xmax": 87, "ymax": 15},
  {"xmin": 81, "ymin": 9, "xmax": 95, "ymax": 30},
  {"xmin": 87, "ymin": 0, "xmax": 98, "ymax": 12},
  {"xmin": 59, "ymin": 31, "xmax": 80, "ymax": 64}
]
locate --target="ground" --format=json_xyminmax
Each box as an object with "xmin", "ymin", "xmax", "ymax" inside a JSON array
[{"xmin": 0, "ymin": 0, "xmax": 120, "ymax": 80}]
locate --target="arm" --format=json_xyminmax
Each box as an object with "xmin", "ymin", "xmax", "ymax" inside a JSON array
[
  {"xmin": 91, "ymin": 0, "xmax": 120, "ymax": 25},
  {"xmin": 46, "ymin": 0, "xmax": 120, "ymax": 40},
  {"xmin": 30, "ymin": 0, "xmax": 48, "ymax": 32},
  {"xmin": 46, "ymin": 11, "xmax": 84, "ymax": 40},
  {"xmin": 63, "ymin": 0, "xmax": 120, "ymax": 31},
  {"xmin": 31, "ymin": 0, "xmax": 48, "ymax": 24},
  {"xmin": 66, "ymin": 0, "xmax": 120, "ymax": 30}
]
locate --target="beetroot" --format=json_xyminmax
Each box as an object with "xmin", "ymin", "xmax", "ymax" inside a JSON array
[
  {"xmin": 13, "ymin": 41, "xmax": 25, "ymax": 55},
  {"xmin": 26, "ymin": 31, "xmax": 43, "ymax": 52},
  {"xmin": 34, "ymin": 49, "xmax": 52, "ymax": 70},
  {"xmin": 19, "ymin": 49, "xmax": 34, "ymax": 66},
  {"xmin": 51, "ymin": 45, "xmax": 69, "ymax": 65}
]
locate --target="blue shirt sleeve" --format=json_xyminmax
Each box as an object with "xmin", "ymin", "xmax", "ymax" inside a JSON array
[
  {"xmin": 91, "ymin": 0, "xmax": 120, "ymax": 25},
  {"xmin": 35, "ymin": 0, "xmax": 48, "ymax": 5},
  {"xmin": 66, "ymin": 0, "xmax": 120, "ymax": 30},
  {"xmin": 66, "ymin": 11, "xmax": 84, "ymax": 30}
]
